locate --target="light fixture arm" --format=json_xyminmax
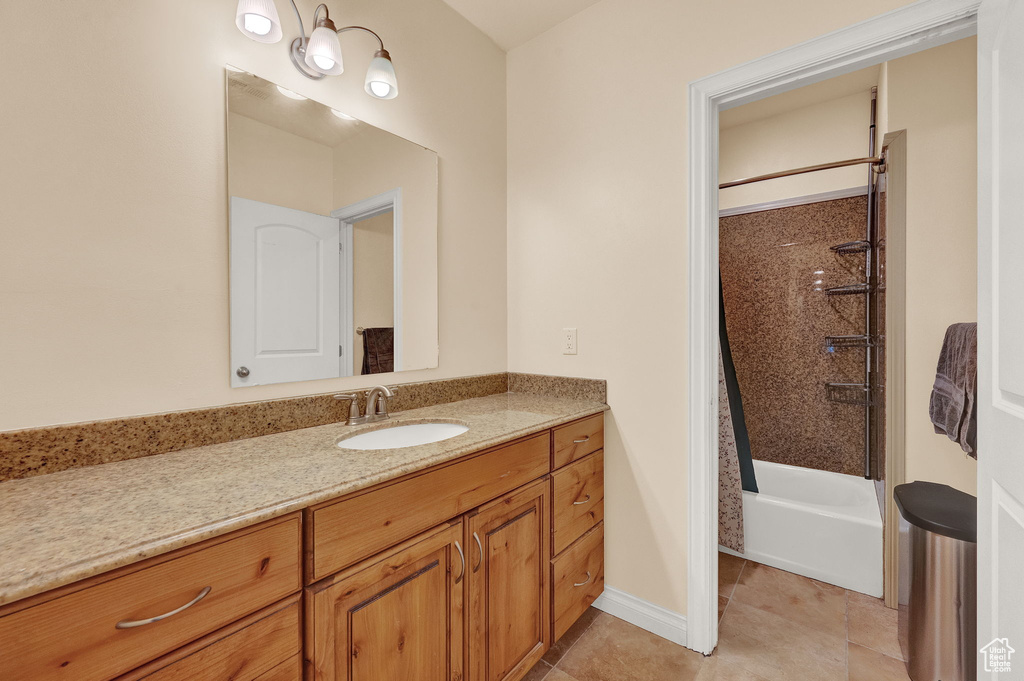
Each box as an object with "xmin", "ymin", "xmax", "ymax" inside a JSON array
[
  {"xmin": 288, "ymin": 0, "xmax": 309, "ymax": 45},
  {"xmin": 336, "ymin": 25, "xmax": 385, "ymax": 52},
  {"xmin": 272, "ymin": 0, "xmax": 395, "ymax": 95}
]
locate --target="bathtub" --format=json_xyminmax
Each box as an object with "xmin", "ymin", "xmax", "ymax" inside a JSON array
[{"xmin": 720, "ymin": 459, "xmax": 883, "ymax": 597}]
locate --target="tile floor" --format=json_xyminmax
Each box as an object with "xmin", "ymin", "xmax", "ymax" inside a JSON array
[{"xmin": 526, "ymin": 552, "xmax": 909, "ymax": 681}]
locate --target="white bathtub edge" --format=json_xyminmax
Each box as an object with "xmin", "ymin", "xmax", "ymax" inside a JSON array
[
  {"xmin": 718, "ymin": 544, "xmax": 883, "ymax": 597},
  {"xmin": 593, "ymin": 586, "xmax": 688, "ymax": 646}
]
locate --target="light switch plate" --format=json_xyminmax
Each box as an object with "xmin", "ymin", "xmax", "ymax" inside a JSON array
[{"xmin": 562, "ymin": 328, "xmax": 578, "ymax": 355}]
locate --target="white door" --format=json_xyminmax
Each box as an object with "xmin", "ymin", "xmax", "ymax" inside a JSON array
[
  {"xmin": 230, "ymin": 197, "xmax": 341, "ymax": 387},
  {"xmin": 978, "ymin": 0, "xmax": 1024, "ymax": 674}
]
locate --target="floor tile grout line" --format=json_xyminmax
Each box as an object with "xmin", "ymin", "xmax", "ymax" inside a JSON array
[
  {"xmin": 550, "ymin": 612, "xmax": 602, "ymax": 674},
  {"xmin": 845, "ymin": 589, "xmax": 851, "ymax": 681},
  {"xmin": 849, "ymin": 640, "xmax": 906, "ymax": 663}
]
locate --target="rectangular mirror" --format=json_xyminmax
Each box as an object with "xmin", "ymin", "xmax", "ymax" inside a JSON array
[{"xmin": 226, "ymin": 68, "xmax": 438, "ymax": 387}]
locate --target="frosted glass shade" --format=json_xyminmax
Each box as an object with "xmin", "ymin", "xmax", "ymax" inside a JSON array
[
  {"xmin": 364, "ymin": 51, "xmax": 398, "ymax": 100},
  {"xmin": 235, "ymin": 0, "xmax": 282, "ymax": 43},
  {"xmin": 304, "ymin": 26, "xmax": 344, "ymax": 75}
]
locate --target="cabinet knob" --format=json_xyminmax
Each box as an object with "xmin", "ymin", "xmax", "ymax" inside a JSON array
[{"xmin": 236, "ymin": 366, "xmax": 250, "ymax": 378}]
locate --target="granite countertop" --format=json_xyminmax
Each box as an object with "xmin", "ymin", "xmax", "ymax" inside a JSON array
[{"xmin": 0, "ymin": 393, "xmax": 607, "ymax": 607}]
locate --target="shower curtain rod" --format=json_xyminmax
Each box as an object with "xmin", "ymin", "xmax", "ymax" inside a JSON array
[{"xmin": 719, "ymin": 156, "xmax": 883, "ymax": 189}]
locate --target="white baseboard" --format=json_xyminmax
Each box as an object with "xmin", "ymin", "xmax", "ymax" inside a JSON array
[{"xmin": 592, "ymin": 587, "xmax": 688, "ymax": 646}]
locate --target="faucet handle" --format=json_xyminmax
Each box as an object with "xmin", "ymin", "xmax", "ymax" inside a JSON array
[{"xmin": 333, "ymin": 393, "xmax": 363, "ymax": 420}]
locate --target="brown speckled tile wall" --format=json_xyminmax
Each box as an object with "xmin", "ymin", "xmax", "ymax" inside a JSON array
[
  {"xmin": 720, "ymin": 197, "xmax": 869, "ymax": 476},
  {"xmin": 0, "ymin": 373, "xmax": 509, "ymax": 482},
  {"xmin": 508, "ymin": 373, "xmax": 607, "ymax": 403}
]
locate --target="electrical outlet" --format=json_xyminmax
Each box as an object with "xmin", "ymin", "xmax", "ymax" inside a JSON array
[{"xmin": 562, "ymin": 328, "xmax": 578, "ymax": 355}]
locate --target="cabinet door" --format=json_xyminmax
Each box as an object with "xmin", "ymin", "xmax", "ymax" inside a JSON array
[
  {"xmin": 468, "ymin": 479, "xmax": 550, "ymax": 681},
  {"xmin": 307, "ymin": 522, "xmax": 466, "ymax": 681}
]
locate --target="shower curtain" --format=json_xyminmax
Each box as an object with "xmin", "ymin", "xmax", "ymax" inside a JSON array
[{"xmin": 719, "ymin": 343, "xmax": 745, "ymax": 554}]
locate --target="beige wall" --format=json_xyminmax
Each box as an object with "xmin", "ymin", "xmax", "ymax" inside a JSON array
[
  {"xmin": 228, "ymin": 112, "xmax": 334, "ymax": 216},
  {"xmin": 885, "ymin": 37, "xmax": 978, "ymax": 494},
  {"xmin": 332, "ymin": 129, "xmax": 439, "ymax": 372},
  {"xmin": 352, "ymin": 212, "xmax": 396, "ymax": 373},
  {"xmin": 507, "ymin": 0, "xmax": 919, "ymax": 614},
  {"xmin": 719, "ymin": 91, "xmax": 874, "ymax": 209},
  {"xmin": 0, "ymin": 0, "xmax": 506, "ymax": 431}
]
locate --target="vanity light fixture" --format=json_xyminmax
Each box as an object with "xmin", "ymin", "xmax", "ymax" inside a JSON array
[
  {"xmin": 235, "ymin": 0, "xmax": 283, "ymax": 43},
  {"xmin": 234, "ymin": 0, "xmax": 399, "ymax": 99}
]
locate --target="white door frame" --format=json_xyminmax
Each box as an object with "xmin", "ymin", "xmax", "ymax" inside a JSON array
[
  {"xmin": 332, "ymin": 187, "xmax": 404, "ymax": 375},
  {"xmin": 685, "ymin": 0, "xmax": 979, "ymax": 655}
]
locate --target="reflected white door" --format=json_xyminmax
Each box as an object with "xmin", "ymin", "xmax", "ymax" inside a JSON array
[
  {"xmin": 978, "ymin": 0, "xmax": 1024, "ymax": 674},
  {"xmin": 230, "ymin": 197, "xmax": 341, "ymax": 387}
]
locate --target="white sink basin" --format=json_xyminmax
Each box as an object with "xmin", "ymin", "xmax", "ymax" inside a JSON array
[{"xmin": 337, "ymin": 421, "xmax": 469, "ymax": 450}]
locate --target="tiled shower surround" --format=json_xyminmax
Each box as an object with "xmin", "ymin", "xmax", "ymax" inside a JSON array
[{"xmin": 720, "ymin": 196, "xmax": 874, "ymax": 476}]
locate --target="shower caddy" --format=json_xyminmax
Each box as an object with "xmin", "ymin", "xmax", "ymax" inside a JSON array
[{"xmin": 823, "ymin": 87, "xmax": 883, "ymax": 479}]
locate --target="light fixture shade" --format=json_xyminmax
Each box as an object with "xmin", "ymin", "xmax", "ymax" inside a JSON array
[
  {"xmin": 235, "ymin": 0, "xmax": 282, "ymax": 43},
  {"xmin": 364, "ymin": 50, "xmax": 398, "ymax": 99},
  {"xmin": 304, "ymin": 25, "xmax": 344, "ymax": 75}
]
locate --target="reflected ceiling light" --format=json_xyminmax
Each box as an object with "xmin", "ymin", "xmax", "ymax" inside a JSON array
[
  {"xmin": 276, "ymin": 85, "xmax": 307, "ymax": 100},
  {"xmin": 235, "ymin": 0, "xmax": 283, "ymax": 43},
  {"xmin": 235, "ymin": 1, "xmax": 399, "ymax": 99},
  {"xmin": 331, "ymin": 109, "xmax": 356, "ymax": 120}
]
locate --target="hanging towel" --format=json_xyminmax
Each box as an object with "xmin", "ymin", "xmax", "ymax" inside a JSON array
[
  {"xmin": 361, "ymin": 327, "xmax": 394, "ymax": 375},
  {"xmin": 929, "ymin": 322, "xmax": 978, "ymax": 457}
]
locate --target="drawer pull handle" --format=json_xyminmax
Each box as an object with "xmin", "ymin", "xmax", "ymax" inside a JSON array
[
  {"xmin": 473, "ymin": 532, "xmax": 484, "ymax": 573},
  {"xmin": 573, "ymin": 571, "xmax": 592, "ymax": 588},
  {"xmin": 573, "ymin": 494, "xmax": 592, "ymax": 506},
  {"xmin": 454, "ymin": 541, "xmax": 466, "ymax": 583},
  {"xmin": 115, "ymin": 586, "xmax": 212, "ymax": 629},
  {"xmin": 573, "ymin": 436, "xmax": 590, "ymax": 444}
]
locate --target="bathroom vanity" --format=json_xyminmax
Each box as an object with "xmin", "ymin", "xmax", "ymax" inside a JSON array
[{"xmin": 0, "ymin": 396, "xmax": 605, "ymax": 681}]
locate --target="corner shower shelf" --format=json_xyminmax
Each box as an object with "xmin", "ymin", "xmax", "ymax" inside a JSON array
[
  {"xmin": 825, "ymin": 334, "xmax": 873, "ymax": 350},
  {"xmin": 825, "ymin": 382, "xmax": 872, "ymax": 406},
  {"xmin": 825, "ymin": 283, "xmax": 872, "ymax": 296},
  {"xmin": 830, "ymin": 240, "xmax": 871, "ymax": 254}
]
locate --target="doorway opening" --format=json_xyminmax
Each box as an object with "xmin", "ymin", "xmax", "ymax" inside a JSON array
[{"xmin": 685, "ymin": 0, "xmax": 980, "ymax": 656}]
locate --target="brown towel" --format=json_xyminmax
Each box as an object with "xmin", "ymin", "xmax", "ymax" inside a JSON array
[
  {"xmin": 361, "ymin": 327, "xmax": 394, "ymax": 375},
  {"xmin": 929, "ymin": 323, "xmax": 977, "ymax": 457}
]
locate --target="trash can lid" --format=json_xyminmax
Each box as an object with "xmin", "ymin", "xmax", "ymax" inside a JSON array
[{"xmin": 894, "ymin": 481, "xmax": 977, "ymax": 543}]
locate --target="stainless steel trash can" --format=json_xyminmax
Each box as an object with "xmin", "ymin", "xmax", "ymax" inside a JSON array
[{"xmin": 895, "ymin": 481, "xmax": 977, "ymax": 681}]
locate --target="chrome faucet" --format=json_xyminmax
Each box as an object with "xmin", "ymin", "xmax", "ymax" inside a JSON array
[{"xmin": 334, "ymin": 385, "xmax": 395, "ymax": 426}]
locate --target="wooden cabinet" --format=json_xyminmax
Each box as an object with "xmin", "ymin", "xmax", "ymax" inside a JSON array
[
  {"xmin": 116, "ymin": 596, "xmax": 302, "ymax": 681},
  {"xmin": 5, "ymin": 412, "xmax": 606, "ymax": 681},
  {"xmin": 0, "ymin": 514, "xmax": 302, "ymax": 681},
  {"xmin": 306, "ymin": 521, "xmax": 465, "ymax": 681},
  {"xmin": 552, "ymin": 413, "xmax": 604, "ymax": 468},
  {"xmin": 551, "ymin": 451, "xmax": 604, "ymax": 556},
  {"xmin": 551, "ymin": 523, "xmax": 604, "ymax": 641},
  {"xmin": 310, "ymin": 433, "xmax": 549, "ymax": 581},
  {"xmin": 468, "ymin": 479, "xmax": 551, "ymax": 681}
]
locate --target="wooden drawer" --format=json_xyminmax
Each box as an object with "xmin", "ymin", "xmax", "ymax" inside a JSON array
[
  {"xmin": 551, "ymin": 522, "xmax": 604, "ymax": 641},
  {"xmin": 117, "ymin": 596, "xmax": 301, "ymax": 681},
  {"xmin": 0, "ymin": 514, "xmax": 302, "ymax": 681},
  {"xmin": 552, "ymin": 413, "xmax": 604, "ymax": 468},
  {"xmin": 310, "ymin": 433, "xmax": 550, "ymax": 580},
  {"xmin": 551, "ymin": 451, "xmax": 604, "ymax": 556}
]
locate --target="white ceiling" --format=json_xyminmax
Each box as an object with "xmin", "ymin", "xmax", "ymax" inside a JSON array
[
  {"xmin": 440, "ymin": 0, "xmax": 603, "ymax": 51},
  {"xmin": 720, "ymin": 65, "xmax": 881, "ymax": 129}
]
